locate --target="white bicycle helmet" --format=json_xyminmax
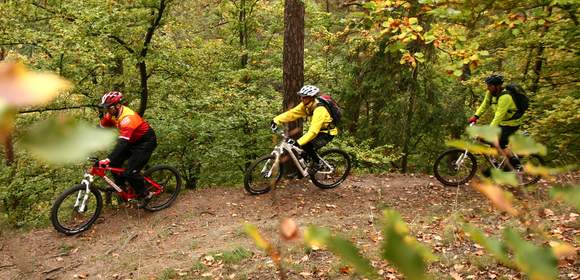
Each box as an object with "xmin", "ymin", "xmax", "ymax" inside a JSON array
[{"xmin": 298, "ymin": 85, "xmax": 320, "ymax": 97}]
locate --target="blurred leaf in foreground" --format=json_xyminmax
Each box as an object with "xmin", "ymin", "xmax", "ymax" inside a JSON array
[
  {"xmin": 509, "ymin": 134, "xmax": 547, "ymax": 156},
  {"xmin": 490, "ymin": 169, "xmax": 518, "ymax": 187},
  {"xmin": 473, "ymin": 182, "xmax": 519, "ymax": 215},
  {"xmin": 549, "ymin": 186, "xmax": 580, "ymax": 211},
  {"xmin": 446, "ymin": 139, "xmax": 498, "ymax": 155},
  {"xmin": 503, "ymin": 228, "xmax": 558, "ymax": 280},
  {"xmin": 381, "ymin": 210, "xmax": 436, "ymax": 280},
  {"xmin": 21, "ymin": 117, "xmax": 116, "ymax": 164},
  {"xmin": 0, "ymin": 61, "xmax": 71, "ymax": 106},
  {"xmin": 0, "ymin": 100, "xmax": 15, "ymax": 141},
  {"xmin": 467, "ymin": 125, "xmax": 500, "ymax": 146},
  {"xmin": 463, "ymin": 224, "xmax": 510, "ymax": 264},
  {"xmin": 305, "ymin": 226, "xmax": 378, "ymax": 279}
]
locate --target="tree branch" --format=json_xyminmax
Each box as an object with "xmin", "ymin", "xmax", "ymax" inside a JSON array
[{"xmin": 18, "ymin": 104, "xmax": 97, "ymax": 114}]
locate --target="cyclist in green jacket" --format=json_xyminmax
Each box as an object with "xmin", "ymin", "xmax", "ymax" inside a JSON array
[
  {"xmin": 271, "ymin": 85, "xmax": 338, "ymax": 173},
  {"xmin": 468, "ymin": 74, "xmax": 522, "ymax": 168}
]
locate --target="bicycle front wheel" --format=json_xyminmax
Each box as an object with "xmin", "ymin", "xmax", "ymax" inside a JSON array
[
  {"xmin": 433, "ymin": 149, "xmax": 478, "ymax": 186},
  {"xmin": 311, "ymin": 148, "xmax": 351, "ymax": 189},
  {"xmin": 143, "ymin": 165, "xmax": 182, "ymax": 212},
  {"xmin": 244, "ymin": 154, "xmax": 283, "ymax": 195},
  {"xmin": 51, "ymin": 184, "xmax": 103, "ymax": 235}
]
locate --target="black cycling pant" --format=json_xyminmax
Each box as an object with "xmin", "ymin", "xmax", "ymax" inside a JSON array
[
  {"xmin": 302, "ymin": 133, "xmax": 334, "ymax": 163},
  {"xmin": 110, "ymin": 129, "xmax": 157, "ymax": 197},
  {"xmin": 499, "ymin": 125, "xmax": 519, "ymax": 149}
]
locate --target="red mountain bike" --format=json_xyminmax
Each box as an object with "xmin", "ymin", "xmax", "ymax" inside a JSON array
[{"xmin": 50, "ymin": 157, "xmax": 181, "ymax": 235}]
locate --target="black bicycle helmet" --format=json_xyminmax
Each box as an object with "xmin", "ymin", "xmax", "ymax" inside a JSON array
[{"xmin": 484, "ymin": 74, "xmax": 504, "ymax": 85}]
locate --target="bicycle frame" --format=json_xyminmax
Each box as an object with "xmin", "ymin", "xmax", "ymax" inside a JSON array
[
  {"xmin": 74, "ymin": 158, "xmax": 164, "ymax": 212},
  {"xmin": 263, "ymin": 131, "xmax": 335, "ymax": 178}
]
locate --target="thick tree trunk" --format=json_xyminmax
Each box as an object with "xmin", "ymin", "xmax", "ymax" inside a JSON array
[{"xmin": 282, "ymin": 0, "xmax": 305, "ymax": 139}]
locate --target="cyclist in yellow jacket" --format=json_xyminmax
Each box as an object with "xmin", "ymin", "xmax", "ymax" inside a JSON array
[
  {"xmin": 468, "ymin": 74, "xmax": 522, "ymax": 168},
  {"xmin": 271, "ymin": 85, "xmax": 338, "ymax": 173}
]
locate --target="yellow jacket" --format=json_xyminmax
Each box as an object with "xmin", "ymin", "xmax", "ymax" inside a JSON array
[
  {"xmin": 273, "ymin": 100, "xmax": 338, "ymax": 146},
  {"xmin": 475, "ymin": 91, "xmax": 522, "ymax": 126}
]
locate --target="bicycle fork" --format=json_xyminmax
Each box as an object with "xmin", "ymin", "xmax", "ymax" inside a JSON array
[
  {"xmin": 75, "ymin": 173, "xmax": 94, "ymax": 213},
  {"xmin": 454, "ymin": 150, "xmax": 469, "ymax": 169}
]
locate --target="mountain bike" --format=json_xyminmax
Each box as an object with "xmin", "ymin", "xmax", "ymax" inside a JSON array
[
  {"xmin": 433, "ymin": 131, "xmax": 544, "ymax": 187},
  {"xmin": 244, "ymin": 130, "xmax": 351, "ymax": 195},
  {"xmin": 51, "ymin": 157, "xmax": 181, "ymax": 235}
]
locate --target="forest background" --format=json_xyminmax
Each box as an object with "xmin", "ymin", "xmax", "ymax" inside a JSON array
[{"xmin": 0, "ymin": 0, "xmax": 578, "ymax": 227}]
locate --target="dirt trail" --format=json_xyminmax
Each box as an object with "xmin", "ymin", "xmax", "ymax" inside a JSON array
[{"xmin": 0, "ymin": 174, "xmax": 577, "ymax": 280}]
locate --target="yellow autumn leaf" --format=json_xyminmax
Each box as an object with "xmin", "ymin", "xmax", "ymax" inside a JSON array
[
  {"xmin": 244, "ymin": 223, "xmax": 270, "ymax": 250},
  {"xmin": 0, "ymin": 61, "xmax": 71, "ymax": 107},
  {"xmin": 549, "ymin": 241, "xmax": 576, "ymax": 259},
  {"xmin": 473, "ymin": 182, "xmax": 519, "ymax": 216}
]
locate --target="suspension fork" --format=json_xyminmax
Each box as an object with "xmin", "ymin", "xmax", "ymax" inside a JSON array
[
  {"xmin": 75, "ymin": 173, "xmax": 94, "ymax": 213},
  {"xmin": 454, "ymin": 149, "xmax": 470, "ymax": 166},
  {"xmin": 261, "ymin": 150, "xmax": 281, "ymax": 177}
]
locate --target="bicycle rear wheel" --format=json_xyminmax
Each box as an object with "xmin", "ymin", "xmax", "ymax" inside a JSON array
[
  {"xmin": 51, "ymin": 184, "xmax": 103, "ymax": 235},
  {"xmin": 310, "ymin": 148, "xmax": 351, "ymax": 189},
  {"xmin": 433, "ymin": 149, "xmax": 478, "ymax": 186},
  {"xmin": 244, "ymin": 154, "xmax": 283, "ymax": 195},
  {"xmin": 143, "ymin": 165, "xmax": 182, "ymax": 212}
]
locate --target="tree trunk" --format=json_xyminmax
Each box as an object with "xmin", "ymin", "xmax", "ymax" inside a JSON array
[
  {"xmin": 239, "ymin": 0, "xmax": 248, "ymax": 68},
  {"xmin": 282, "ymin": 0, "xmax": 305, "ymax": 139},
  {"xmin": 530, "ymin": 6, "xmax": 552, "ymax": 94},
  {"xmin": 137, "ymin": 0, "xmax": 169, "ymax": 117},
  {"xmin": 112, "ymin": 56, "xmax": 125, "ymax": 92},
  {"xmin": 401, "ymin": 69, "xmax": 419, "ymax": 173}
]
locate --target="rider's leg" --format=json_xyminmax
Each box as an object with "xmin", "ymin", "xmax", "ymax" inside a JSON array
[
  {"xmin": 302, "ymin": 133, "xmax": 334, "ymax": 162},
  {"xmin": 499, "ymin": 125, "xmax": 521, "ymax": 169},
  {"xmin": 125, "ymin": 130, "xmax": 158, "ymax": 198},
  {"xmin": 110, "ymin": 150, "xmax": 131, "ymax": 188}
]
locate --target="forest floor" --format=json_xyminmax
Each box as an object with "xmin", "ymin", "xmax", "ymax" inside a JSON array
[{"xmin": 0, "ymin": 173, "xmax": 578, "ymax": 280}]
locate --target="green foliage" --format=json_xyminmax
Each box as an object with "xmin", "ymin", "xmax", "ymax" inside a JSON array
[
  {"xmin": 464, "ymin": 225, "xmax": 559, "ymax": 280},
  {"xmin": 466, "ymin": 125, "xmax": 500, "ymax": 145},
  {"xmin": 490, "ymin": 169, "xmax": 518, "ymax": 187},
  {"xmin": 210, "ymin": 247, "xmax": 253, "ymax": 264},
  {"xmin": 380, "ymin": 210, "xmax": 436, "ymax": 280},
  {"xmin": 304, "ymin": 226, "xmax": 379, "ymax": 279},
  {"xmin": 503, "ymin": 229, "xmax": 559, "ymax": 280},
  {"xmin": 332, "ymin": 135, "xmax": 401, "ymax": 172},
  {"xmin": 509, "ymin": 134, "xmax": 547, "ymax": 156},
  {"xmin": 549, "ymin": 185, "xmax": 580, "ymax": 211}
]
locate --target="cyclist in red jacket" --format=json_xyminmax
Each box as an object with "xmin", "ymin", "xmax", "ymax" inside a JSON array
[{"xmin": 98, "ymin": 91, "xmax": 157, "ymax": 204}]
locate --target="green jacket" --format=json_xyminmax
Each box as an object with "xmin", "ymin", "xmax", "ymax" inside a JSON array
[{"xmin": 475, "ymin": 90, "xmax": 522, "ymax": 127}]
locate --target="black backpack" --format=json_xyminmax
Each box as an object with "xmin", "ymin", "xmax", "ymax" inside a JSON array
[
  {"xmin": 316, "ymin": 95, "xmax": 342, "ymax": 126},
  {"xmin": 504, "ymin": 83, "xmax": 529, "ymax": 120}
]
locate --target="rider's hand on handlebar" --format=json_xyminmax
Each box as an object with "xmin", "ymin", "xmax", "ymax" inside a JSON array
[
  {"xmin": 99, "ymin": 158, "xmax": 111, "ymax": 168},
  {"xmin": 270, "ymin": 120, "xmax": 278, "ymax": 132},
  {"xmin": 286, "ymin": 138, "xmax": 300, "ymax": 148},
  {"xmin": 468, "ymin": 115, "xmax": 479, "ymax": 124}
]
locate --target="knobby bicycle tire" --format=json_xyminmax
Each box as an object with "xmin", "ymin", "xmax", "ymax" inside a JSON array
[
  {"xmin": 311, "ymin": 148, "xmax": 351, "ymax": 189},
  {"xmin": 143, "ymin": 165, "xmax": 182, "ymax": 212},
  {"xmin": 51, "ymin": 184, "xmax": 103, "ymax": 235},
  {"xmin": 244, "ymin": 154, "xmax": 284, "ymax": 195},
  {"xmin": 433, "ymin": 149, "xmax": 478, "ymax": 187}
]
